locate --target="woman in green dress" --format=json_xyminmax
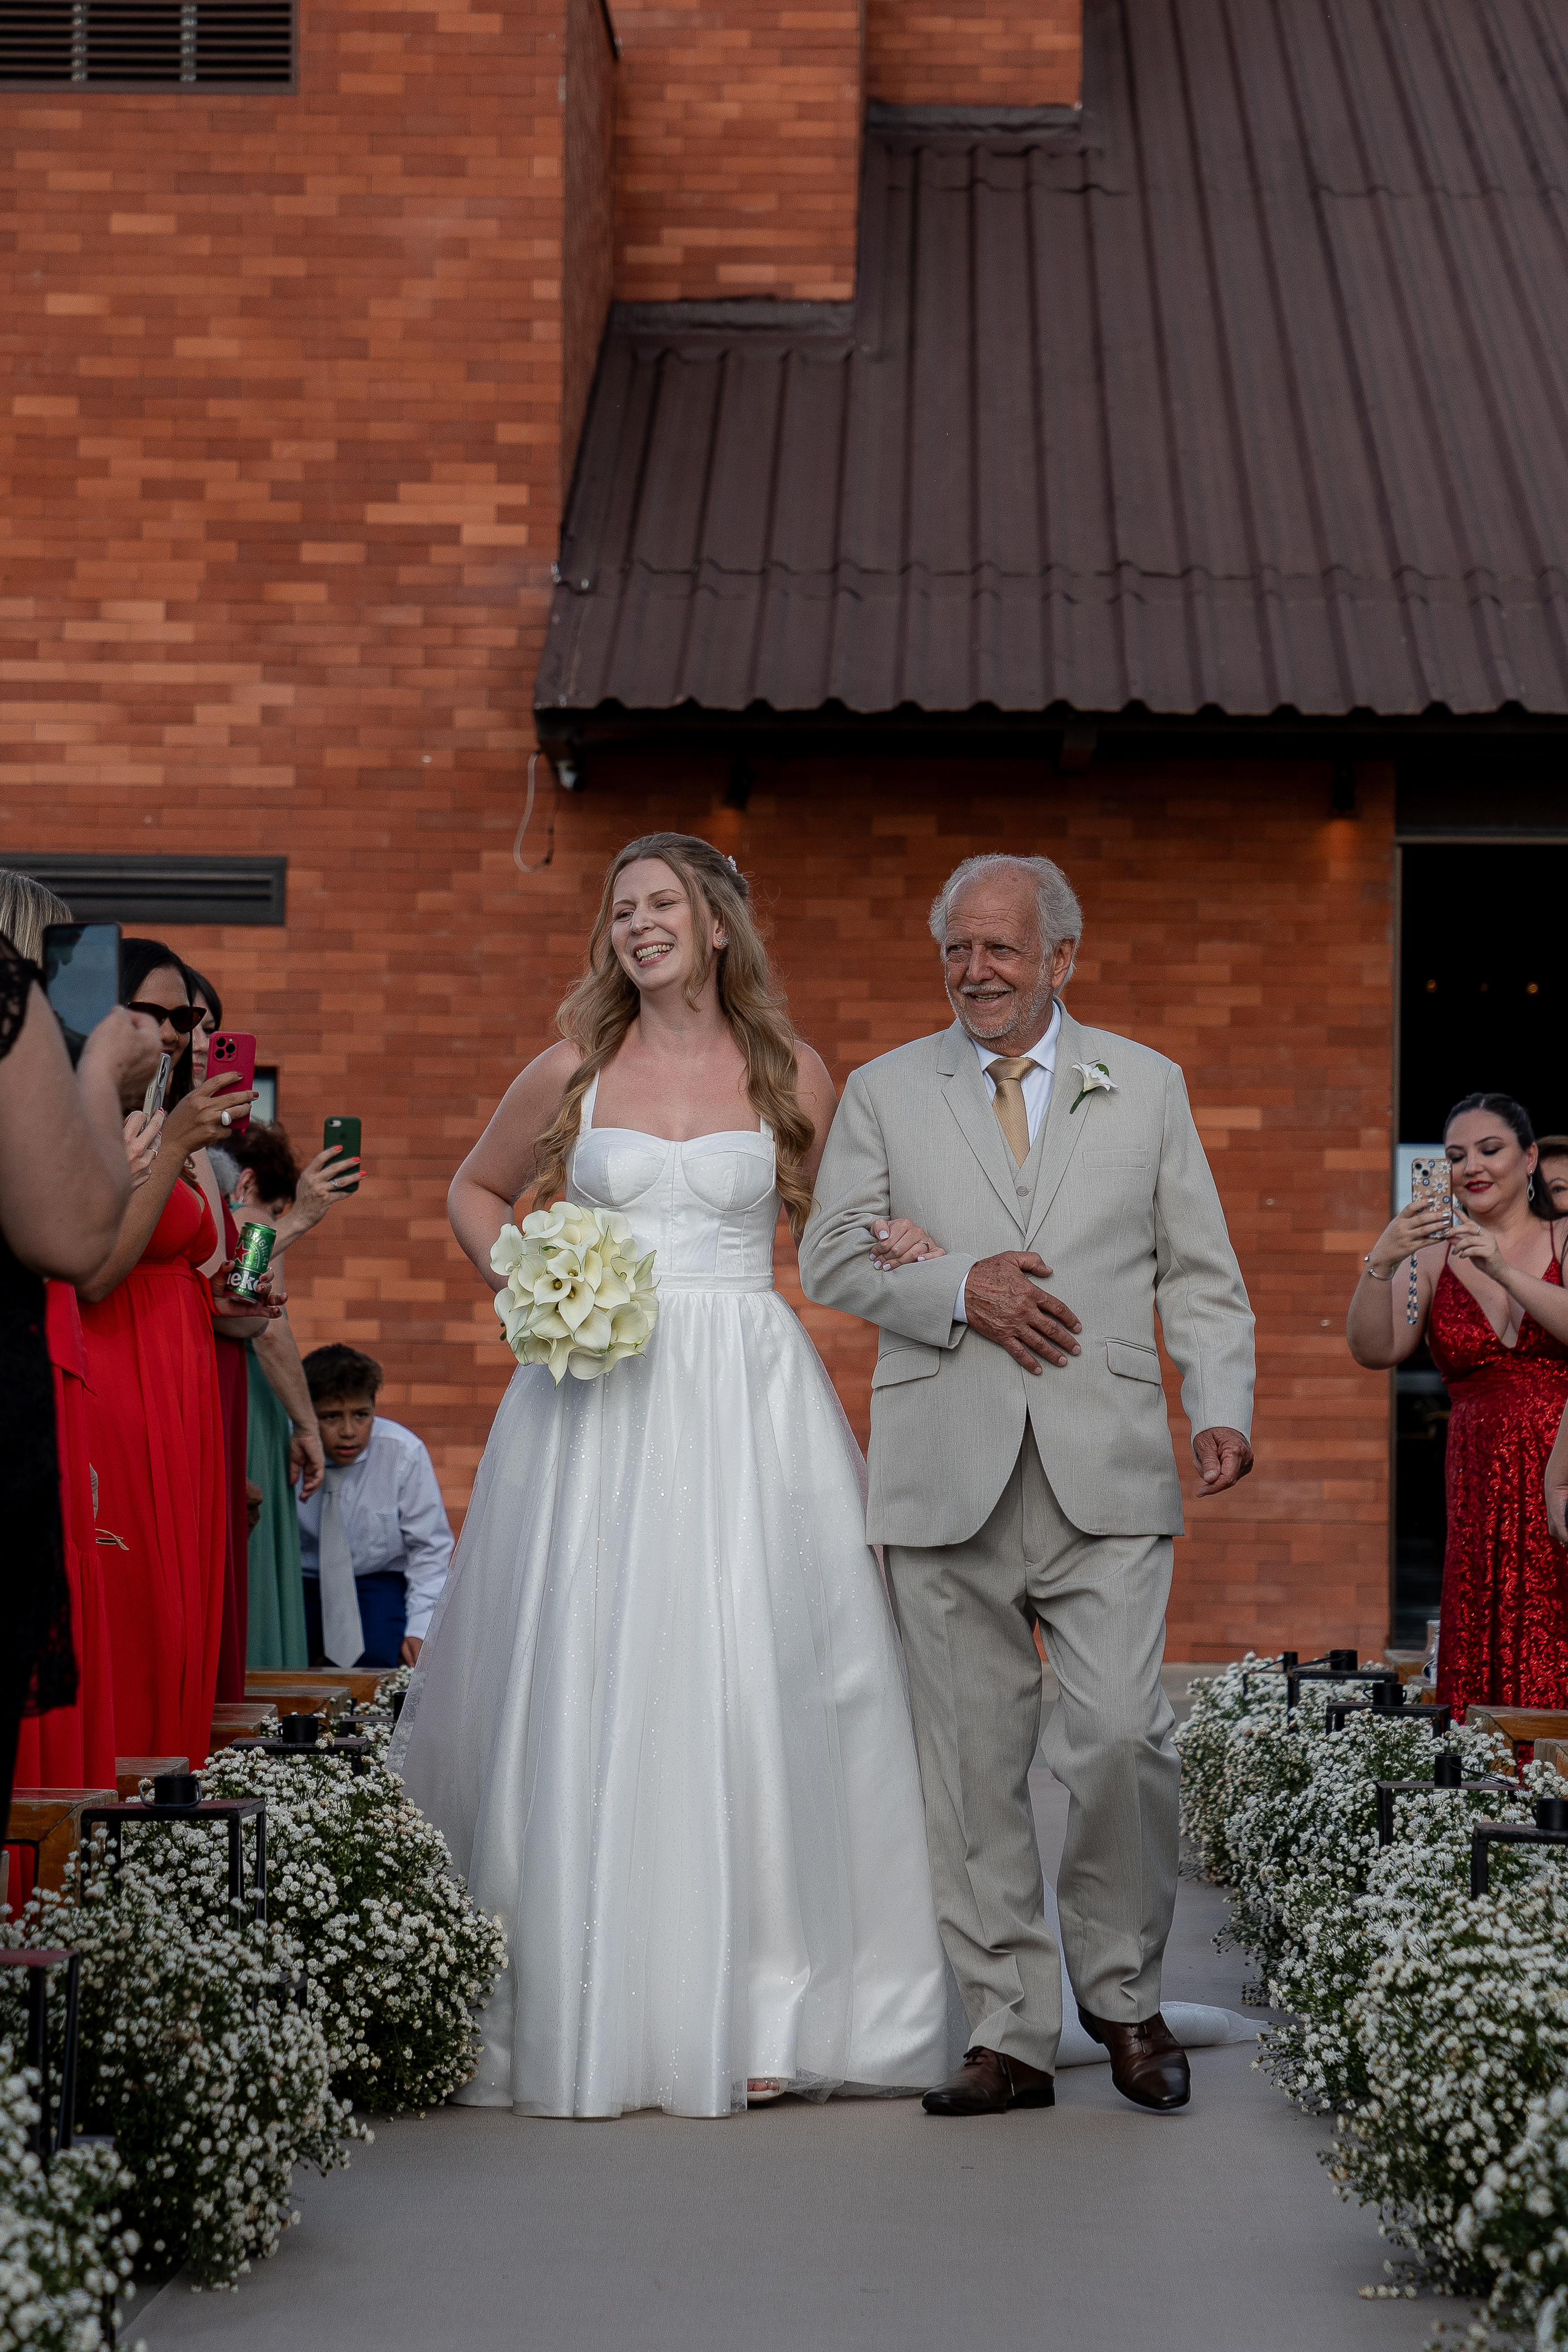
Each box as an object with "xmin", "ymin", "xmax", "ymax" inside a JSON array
[{"xmin": 204, "ymin": 1113, "xmax": 360, "ymax": 1670}]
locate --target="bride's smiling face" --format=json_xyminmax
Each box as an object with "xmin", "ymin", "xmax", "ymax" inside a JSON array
[{"xmin": 609, "ymin": 858, "xmax": 725, "ymax": 1000}]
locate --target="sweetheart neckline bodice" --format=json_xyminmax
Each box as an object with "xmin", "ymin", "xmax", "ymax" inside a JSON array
[
  {"xmin": 570, "ymin": 1090, "xmax": 779, "ymax": 1288},
  {"xmin": 586, "ymin": 1125, "xmax": 772, "ymax": 1148}
]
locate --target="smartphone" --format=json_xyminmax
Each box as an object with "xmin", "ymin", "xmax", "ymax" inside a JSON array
[
  {"xmin": 323, "ymin": 1116, "xmax": 361, "ymax": 1194},
  {"xmin": 209, "ymin": 1031, "xmax": 257, "ymax": 1137},
  {"xmin": 142, "ymin": 1051, "xmax": 172, "ymax": 1121},
  {"xmin": 1410, "ymin": 1155, "xmax": 1455, "ymax": 1226},
  {"xmin": 41, "ymin": 922, "xmax": 121, "ymax": 1066}
]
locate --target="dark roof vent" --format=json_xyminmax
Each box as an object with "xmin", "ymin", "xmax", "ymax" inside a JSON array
[
  {"xmin": 6, "ymin": 854, "xmax": 288, "ymax": 927},
  {"xmin": 0, "ymin": 0, "xmax": 295, "ymax": 89}
]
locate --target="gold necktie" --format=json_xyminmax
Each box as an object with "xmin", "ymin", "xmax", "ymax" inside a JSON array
[{"xmin": 986, "ymin": 1057, "xmax": 1038, "ymax": 1166}]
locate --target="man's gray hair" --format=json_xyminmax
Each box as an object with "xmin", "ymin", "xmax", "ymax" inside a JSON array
[{"xmin": 928, "ymin": 854, "xmax": 1084, "ymax": 978}]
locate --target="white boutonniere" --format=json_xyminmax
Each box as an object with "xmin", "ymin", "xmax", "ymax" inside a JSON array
[{"xmin": 1069, "ymin": 1059, "xmax": 1116, "ymax": 1114}]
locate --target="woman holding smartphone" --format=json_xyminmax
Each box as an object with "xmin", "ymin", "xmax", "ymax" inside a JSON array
[
  {"xmin": 77, "ymin": 940, "xmax": 271, "ymax": 1763},
  {"xmin": 1349, "ymin": 1093, "xmax": 1568, "ymax": 1715}
]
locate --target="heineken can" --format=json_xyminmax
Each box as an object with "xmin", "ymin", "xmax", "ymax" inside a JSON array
[{"xmin": 227, "ymin": 1221, "xmax": 275, "ymax": 1299}]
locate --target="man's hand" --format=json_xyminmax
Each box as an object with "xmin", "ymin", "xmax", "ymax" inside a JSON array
[
  {"xmin": 1194, "ymin": 1426, "xmax": 1254, "ymax": 1497},
  {"xmin": 963, "ymin": 1252, "xmax": 1082, "ymax": 1373},
  {"xmin": 290, "ymin": 1422, "xmax": 325, "ymax": 1500},
  {"xmin": 400, "ymin": 1636, "xmax": 423, "ymax": 1667}
]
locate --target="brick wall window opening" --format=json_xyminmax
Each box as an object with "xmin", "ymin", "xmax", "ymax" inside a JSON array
[
  {"xmin": 7, "ymin": 855, "xmax": 288, "ymax": 928},
  {"xmin": 0, "ymin": 0, "xmax": 294, "ymax": 88}
]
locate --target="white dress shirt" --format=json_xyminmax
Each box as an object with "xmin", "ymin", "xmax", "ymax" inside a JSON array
[
  {"xmin": 952, "ymin": 1000, "xmax": 1062, "ymax": 1326},
  {"xmin": 298, "ymin": 1415, "xmax": 453, "ymax": 1641}
]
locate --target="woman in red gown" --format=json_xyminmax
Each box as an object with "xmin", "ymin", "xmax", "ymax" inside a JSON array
[
  {"xmin": 1349, "ymin": 1093, "xmax": 1568, "ymax": 1716},
  {"xmin": 10, "ymin": 1283, "xmax": 118, "ymax": 1788},
  {"xmin": 77, "ymin": 943, "xmax": 261, "ymax": 1765}
]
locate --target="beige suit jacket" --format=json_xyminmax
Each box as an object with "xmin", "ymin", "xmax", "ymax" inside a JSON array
[{"xmin": 797, "ymin": 1009, "xmax": 1255, "ymax": 1547}]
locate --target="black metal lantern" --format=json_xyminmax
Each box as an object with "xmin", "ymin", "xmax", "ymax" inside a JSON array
[
  {"xmin": 1290, "ymin": 1658, "xmax": 1401, "ymax": 1711},
  {"xmin": 229, "ymin": 1720, "xmax": 375, "ymax": 1777},
  {"xmin": 79, "ymin": 1788, "xmax": 267, "ymax": 1926},
  {"xmin": 0, "ymin": 1948, "xmax": 81, "ymax": 2160},
  {"xmin": 1375, "ymin": 1749, "xmax": 1513, "ymax": 1846},
  {"xmin": 1326, "ymin": 1688, "xmax": 1453, "ymax": 1736},
  {"xmin": 1470, "ymin": 1793, "xmax": 1568, "ymax": 1894}
]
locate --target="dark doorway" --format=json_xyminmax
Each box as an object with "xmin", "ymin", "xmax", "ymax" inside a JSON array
[{"xmin": 1393, "ymin": 842, "xmax": 1568, "ymax": 1646}]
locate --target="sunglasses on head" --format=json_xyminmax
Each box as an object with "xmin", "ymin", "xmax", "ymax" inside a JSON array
[{"xmin": 127, "ymin": 1000, "xmax": 202, "ymax": 1036}]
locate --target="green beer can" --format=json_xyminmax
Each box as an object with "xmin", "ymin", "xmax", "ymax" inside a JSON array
[{"xmin": 227, "ymin": 1220, "xmax": 275, "ymax": 1299}]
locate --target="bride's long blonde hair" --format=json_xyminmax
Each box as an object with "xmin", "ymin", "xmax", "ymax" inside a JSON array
[{"xmin": 530, "ymin": 833, "xmax": 817, "ymax": 1238}]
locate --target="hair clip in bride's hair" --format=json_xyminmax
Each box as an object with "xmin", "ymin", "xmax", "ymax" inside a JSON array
[{"xmin": 726, "ymin": 854, "xmax": 740, "ymax": 873}]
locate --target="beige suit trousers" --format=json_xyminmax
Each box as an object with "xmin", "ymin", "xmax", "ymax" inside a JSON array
[{"xmin": 887, "ymin": 1430, "xmax": 1179, "ymax": 2076}]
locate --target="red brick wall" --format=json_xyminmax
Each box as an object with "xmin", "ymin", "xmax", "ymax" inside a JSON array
[
  {"xmin": 564, "ymin": 0, "xmax": 619, "ymax": 494},
  {"xmin": 609, "ymin": 0, "xmax": 863, "ymax": 300},
  {"xmin": 0, "ymin": 0, "xmax": 575, "ymax": 1502},
  {"xmin": 866, "ymin": 0, "xmax": 1082, "ymax": 107}
]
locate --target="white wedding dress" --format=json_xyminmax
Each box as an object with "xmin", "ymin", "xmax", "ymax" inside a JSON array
[{"xmin": 389, "ymin": 1079, "xmax": 952, "ymax": 2117}]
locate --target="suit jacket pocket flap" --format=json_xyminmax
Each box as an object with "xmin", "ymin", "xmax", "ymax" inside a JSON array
[
  {"xmin": 1106, "ymin": 1338, "xmax": 1162, "ymax": 1385},
  {"xmin": 871, "ymin": 1347, "xmax": 942, "ymax": 1391}
]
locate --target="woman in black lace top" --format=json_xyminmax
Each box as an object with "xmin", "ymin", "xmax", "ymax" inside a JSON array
[{"xmin": 0, "ymin": 927, "xmax": 159, "ymax": 1828}]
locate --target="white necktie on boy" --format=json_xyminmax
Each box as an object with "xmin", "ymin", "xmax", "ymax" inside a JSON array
[{"xmin": 319, "ymin": 1467, "xmax": 365, "ymax": 1668}]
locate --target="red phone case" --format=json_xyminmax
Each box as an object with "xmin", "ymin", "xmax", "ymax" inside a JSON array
[{"xmin": 209, "ymin": 1031, "xmax": 257, "ymax": 1136}]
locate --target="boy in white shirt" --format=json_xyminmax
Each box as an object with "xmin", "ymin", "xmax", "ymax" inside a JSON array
[{"xmin": 297, "ymin": 1344, "xmax": 453, "ymax": 1668}]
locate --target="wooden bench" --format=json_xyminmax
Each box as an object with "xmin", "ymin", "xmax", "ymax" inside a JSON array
[
  {"xmin": 247, "ymin": 1667, "xmax": 384, "ymax": 1707},
  {"xmin": 243, "ymin": 1677, "xmax": 350, "ymax": 1720},
  {"xmin": 1383, "ymin": 1648, "xmax": 1430, "ymax": 1685},
  {"xmin": 210, "ymin": 1702, "xmax": 280, "ymax": 1752},
  {"xmin": 1468, "ymin": 1708, "xmax": 1568, "ymax": 1761},
  {"xmin": 115, "ymin": 1756, "xmax": 189, "ymax": 1798},
  {"xmin": 3, "ymin": 1788, "xmax": 118, "ymax": 1899}
]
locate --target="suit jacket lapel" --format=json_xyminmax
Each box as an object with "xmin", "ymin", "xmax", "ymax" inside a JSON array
[
  {"xmin": 1023, "ymin": 1006, "xmax": 1093, "ymax": 1249},
  {"xmin": 937, "ymin": 1023, "xmax": 1028, "ymax": 1232}
]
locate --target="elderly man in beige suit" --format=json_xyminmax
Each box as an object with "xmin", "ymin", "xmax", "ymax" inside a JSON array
[{"xmin": 798, "ymin": 853, "xmax": 1255, "ymax": 2117}]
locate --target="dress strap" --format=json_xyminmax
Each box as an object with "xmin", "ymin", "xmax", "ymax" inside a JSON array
[{"xmin": 581, "ymin": 1071, "xmax": 599, "ymax": 1131}]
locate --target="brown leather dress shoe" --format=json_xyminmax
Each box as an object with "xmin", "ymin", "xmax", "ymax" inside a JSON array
[
  {"xmin": 1076, "ymin": 2007, "xmax": 1190, "ymax": 2111},
  {"xmin": 922, "ymin": 2047, "xmax": 1055, "ymax": 2117}
]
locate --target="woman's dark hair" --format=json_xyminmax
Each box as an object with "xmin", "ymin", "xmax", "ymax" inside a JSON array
[
  {"xmin": 228, "ymin": 1119, "xmax": 297, "ymax": 1208},
  {"xmin": 183, "ymin": 963, "xmax": 223, "ymax": 1030},
  {"xmin": 1443, "ymin": 1092, "xmax": 1553, "ymax": 1217},
  {"xmin": 120, "ymin": 936, "xmax": 195, "ymax": 1105},
  {"xmin": 303, "ymin": 1343, "xmax": 383, "ymax": 1408}
]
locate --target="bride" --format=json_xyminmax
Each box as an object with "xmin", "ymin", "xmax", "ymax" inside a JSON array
[{"xmin": 390, "ymin": 833, "xmax": 951, "ymax": 2117}]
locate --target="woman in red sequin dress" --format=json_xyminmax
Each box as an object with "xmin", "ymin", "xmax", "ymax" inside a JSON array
[{"xmin": 1349, "ymin": 1093, "xmax": 1568, "ymax": 1716}]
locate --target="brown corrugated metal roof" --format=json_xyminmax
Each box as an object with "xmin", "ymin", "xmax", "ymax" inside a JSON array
[{"xmin": 538, "ymin": 0, "xmax": 1568, "ymax": 724}]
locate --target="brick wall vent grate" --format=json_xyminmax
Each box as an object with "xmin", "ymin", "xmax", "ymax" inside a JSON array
[
  {"xmin": 0, "ymin": 0, "xmax": 294, "ymax": 88},
  {"xmin": 8, "ymin": 854, "xmax": 288, "ymax": 927}
]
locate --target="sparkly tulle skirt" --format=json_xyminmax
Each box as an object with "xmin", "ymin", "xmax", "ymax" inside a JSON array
[{"xmin": 390, "ymin": 1283, "xmax": 953, "ymax": 2118}]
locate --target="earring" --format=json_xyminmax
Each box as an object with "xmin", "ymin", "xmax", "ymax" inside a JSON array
[{"xmin": 1529, "ymin": 1175, "xmax": 1537, "ymax": 1202}]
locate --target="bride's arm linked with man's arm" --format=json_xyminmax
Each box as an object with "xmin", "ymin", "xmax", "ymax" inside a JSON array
[{"xmin": 799, "ymin": 1067, "xmax": 984, "ymax": 1351}]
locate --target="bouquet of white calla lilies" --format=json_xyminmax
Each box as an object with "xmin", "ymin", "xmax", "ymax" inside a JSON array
[{"xmin": 491, "ymin": 1201, "xmax": 659, "ymax": 1383}]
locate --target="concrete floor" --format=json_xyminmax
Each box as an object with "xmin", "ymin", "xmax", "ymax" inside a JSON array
[{"xmin": 134, "ymin": 1758, "xmax": 1437, "ymax": 2352}]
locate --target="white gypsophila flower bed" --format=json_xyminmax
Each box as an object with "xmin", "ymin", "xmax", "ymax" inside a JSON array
[
  {"xmin": 1455, "ymin": 2082, "xmax": 1568, "ymax": 2349},
  {"xmin": 1178, "ymin": 1657, "xmax": 1568, "ymax": 2337},
  {"xmin": 1, "ymin": 1860, "xmax": 358, "ymax": 2293},
  {"xmin": 0, "ymin": 2045, "xmax": 137, "ymax": 2352},
  {"xmin": 189, "ymin": 1746, "xmax": 506, "ymax": 2114}
]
